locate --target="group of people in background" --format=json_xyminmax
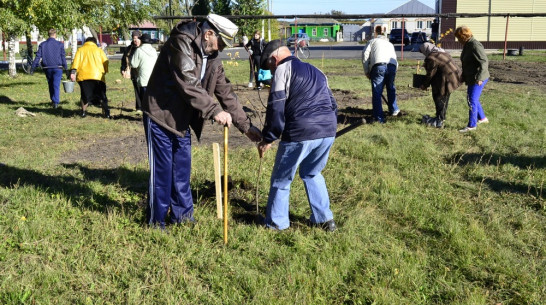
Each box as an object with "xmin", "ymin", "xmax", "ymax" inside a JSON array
[
  {"xmin": 28, "ymin": 20, "xmax": 490, "ymax": 232},
  {"xmin": 362, "ymin": 25, "xmax": 489, "ymax": 132}
]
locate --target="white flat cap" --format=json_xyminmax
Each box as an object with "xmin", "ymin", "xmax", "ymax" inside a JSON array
[{"xmin": 206, "ymin": 14, "xmax": 238, "ymax": 48}]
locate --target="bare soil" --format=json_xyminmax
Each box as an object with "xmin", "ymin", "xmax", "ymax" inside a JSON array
[{"xmin": 61, "ymin": 59, "xmax": 546, "ymax": 168}]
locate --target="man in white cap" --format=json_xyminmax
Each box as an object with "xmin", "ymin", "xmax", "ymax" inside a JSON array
[{"xmin": 142, "ymin": 14, "xmax": 262, "ymax": 229}]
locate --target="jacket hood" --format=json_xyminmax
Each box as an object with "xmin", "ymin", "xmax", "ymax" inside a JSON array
[{"xmin": 171, "ymin": 20, "xmax": 201, "ymax": 42}]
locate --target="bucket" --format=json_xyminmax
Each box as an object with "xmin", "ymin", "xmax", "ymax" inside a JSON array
[
  {"xmin": 62, "ymin": 81, "xmax": 75, "ymax": 93},
  {"xmin": 507, "ymin": 49, "xmax": 518, "ymax": 56},
  {"xmin": 412, "ymin": 74, "xmax": 427, "ymax": 88}
]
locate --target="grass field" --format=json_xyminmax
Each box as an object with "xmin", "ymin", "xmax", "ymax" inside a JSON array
[{"xmin": 0, "ymin": 52, "xmax": 544, "ymax": 304}]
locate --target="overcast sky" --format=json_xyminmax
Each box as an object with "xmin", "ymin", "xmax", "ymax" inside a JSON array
[{"xmin": 270, "ymin": 0, "xmax": 437, "ymax": 16}]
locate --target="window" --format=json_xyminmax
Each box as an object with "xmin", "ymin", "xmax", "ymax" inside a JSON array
[
  {"xmin": 426, "ymin": 21, "xmax": 432, "ymax": 28},
  {"xmin": 312, "ymin": 28, "xmax": 317, "ymax": 36},
  {"xmin": 392, "ymin": 21, "xmax": 398, "ymax": 29},
  {"xmin": 417, "ymin": 21, "xmax": 423, "ymax": 29},
  {"xmin": 323, "ymin": 28, "xmax": 328, "ymax": 37}
]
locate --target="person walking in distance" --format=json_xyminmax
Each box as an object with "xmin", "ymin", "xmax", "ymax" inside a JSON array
[
  {"xmin": 121, "ymin": 31, "xmax": 142, "ymax": 114},
  {"xmin": 455, "ymin": 26, "xmax": 490, "ymax": 133},
  {"xmin": 245, "ymin": 30, "xmax": 265, "ymax": 88},
  {"xmin": 31, "ymin": 29, "xmax": 67, "ymax": 109},
  {"xmin": 70, "ymin": 37, "xmax": 111, "ymax": 118},
  {"xmin": 142, "ymin": 14, "xmax": 262, "ymax": 229},
  {"xmin": 362, "ymin": 26, "xmax": 400, "ymax": 123},
  {"xmin": 257, "ymin": 40, "xmax": 338, "ymax": 232}
]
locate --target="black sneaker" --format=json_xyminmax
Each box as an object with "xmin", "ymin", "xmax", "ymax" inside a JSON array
[
  {"xmin": 81, "ymin": 111, "xmax": 86, "ymax": 118},
  {"xmin": 314, "ymin": 219, "xmax": 337, "ymax": 232}
]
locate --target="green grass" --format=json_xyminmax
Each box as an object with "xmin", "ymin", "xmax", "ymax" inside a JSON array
[{"xmin": 0, "ymin": 54, "xmax": 545, "ymax": 304}]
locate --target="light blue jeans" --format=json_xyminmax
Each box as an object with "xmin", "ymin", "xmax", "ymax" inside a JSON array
[{"xmin": 265, "ymin": 137, "xmax": 335, "ymax": 230}]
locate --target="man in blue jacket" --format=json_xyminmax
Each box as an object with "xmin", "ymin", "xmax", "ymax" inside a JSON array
[
  {"xmin": 31, "ymin": 29, "xmax": 67, "ymax": 109},
  {"xmin": 258, "ymin": 40, "xmax": 338, "ymax": 231}
]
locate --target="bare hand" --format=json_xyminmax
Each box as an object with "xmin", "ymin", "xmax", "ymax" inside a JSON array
[
  {"xmin": 476, "ymin": 80, "xmax": 483, "ymax": 86},
  {"xmin": 213, "ymin": 111, "xmax": 232, "ymax": 127},
  {"xmin": 70, "ymin": 73, "xmax": 76, "ymax": 82},
  {"xmin": 245, "ymin": 126, "xmax": 262, "ymax": 142},
  {"xmin": 257, "ymin": 141, "xmax": 272, "ymax": 158}
]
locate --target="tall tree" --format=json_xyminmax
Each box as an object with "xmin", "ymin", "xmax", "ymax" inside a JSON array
[{"xmin": 231, "ymin": 0, "xmax": 264, "ymax": 39}]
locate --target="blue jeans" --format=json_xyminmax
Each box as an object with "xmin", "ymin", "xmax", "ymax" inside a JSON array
[
  {"xmin": 146, "ymin": 118, "xmax": 193, "ymax": 228},
  {"xmin": 265, "ymin": 137, "xmax": 335, "ymax": 230},
  {"xmin": 466, "ymin": 79, "xmax": 488, "ymax": 127},
  {"xmin": 370, "ymin": 64, "xmax": 399, "ymax": 122},
  {"xmin": 44, "ymin": 68, "xmax": 63, "ymax": 105}
]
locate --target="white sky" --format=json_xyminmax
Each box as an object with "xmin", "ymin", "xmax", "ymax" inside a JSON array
[{"xmin": 270, "ymin": 0, "xmax": 437, "ymax": 16}]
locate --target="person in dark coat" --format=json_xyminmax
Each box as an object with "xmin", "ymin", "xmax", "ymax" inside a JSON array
[
  {"xmin": 121, "ymin": 30, "xmax": 142, "ymax": 113},
  {"xmin": 31, "ymin": 29, "xmax": 67, "ymax": 109},
  {"xmin": 257, "ymin": 40, "xmax": 338, "ymax": 232},
  {"xmin": 419, "ymin": 42, "xmax": 462, "ymax": 128},
  {"xmin": 245, "ymin": 30, "xmax": 265, "ymax": 88},
  {"xmin": 142, "ymin": 14, "xmax": 262, "ymax": 229}
]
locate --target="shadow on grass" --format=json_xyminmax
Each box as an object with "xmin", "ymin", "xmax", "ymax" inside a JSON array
[
  {"xmin": 0, "ymin": 81, "xmax": 36, "ymax": 89},
  {"xmin": 0, "ymin": 163, "xmax": 148, "ymax": 217},
  {"xmin": 451, "ymin": 152, "xmax": 546, "ymax": 169},
  {"xmin": 450, "ymin": 152, "xmax": 545, "ymax": 202}
]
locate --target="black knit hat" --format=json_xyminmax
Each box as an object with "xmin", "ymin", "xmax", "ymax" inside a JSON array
[
  {"xmin": 140, "ymin": 33, "xmax": 151, "ymax": 44},
  {"xmin": 260, "ymin": 39, "xmax": 283, "ymax": 68}
]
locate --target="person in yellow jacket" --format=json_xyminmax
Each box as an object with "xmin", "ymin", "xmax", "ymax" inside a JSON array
[{"xmin": 70, "ymin": 37, "xmax": 110, "ymax": 118}]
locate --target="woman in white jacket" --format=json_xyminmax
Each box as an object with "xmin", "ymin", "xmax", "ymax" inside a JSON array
[{"xmin": 131, "ymin": 34, "xmax": 158, "ymax": 101}]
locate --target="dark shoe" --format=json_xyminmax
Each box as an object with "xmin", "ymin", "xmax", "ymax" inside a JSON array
[
  {"xmin": 81, "ymin": 111, "xmax": 86, "ymax": 118},
  {"xmin": 314, "ymin": 219, "xmax": 337, "ymax": 232},
  {"xmin": 52, "ymin": 102, "xmax": 58, "ymax": 109}
]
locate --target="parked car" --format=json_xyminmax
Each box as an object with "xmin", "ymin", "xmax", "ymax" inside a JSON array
[
  {"xmin": 411, "ymin": 32, "xmax": 428, "ymax": 44},
  {"xmin": 389, "ymin": 29, "xmax": 410, "ymax": 45},
  {"xmin": 286, "ymin": 33, "xmax": 310, "ymax": 47}
]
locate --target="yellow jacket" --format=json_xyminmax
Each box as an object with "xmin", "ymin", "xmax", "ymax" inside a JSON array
[{"xmin": 71, "ymin": 41, "xmax": 108, "ymax": 82}]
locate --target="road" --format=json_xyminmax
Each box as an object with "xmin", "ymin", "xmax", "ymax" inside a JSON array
[
  {"xmin": 104, "ymin": 41, "xmax": 426, "ymax": 61},
  {"xmin": 219, "ymin": 41, "xmax": 427, "ymax": 61},
  {"xmin": 0, "ymin": 42, "xmax": 426, "ymax": 71}
]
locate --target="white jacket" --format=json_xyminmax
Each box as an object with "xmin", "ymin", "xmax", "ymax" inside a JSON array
[
  {"xmin": 362, "ymin": 35, "xmax": 398, "ymax": 75},
  {"xmin": 131, "ymin": 44, "xmax": 158, "ymax": 87}
]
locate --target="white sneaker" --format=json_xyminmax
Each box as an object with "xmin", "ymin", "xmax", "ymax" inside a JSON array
[
  {"xmin": 391, "ymin": 109, "xmax": 400, "ymax": 116},
  {"xmin": 248, "ymin": 82, "xmax": 253, "ymax": 88},
  {"xmin": 459, "ymin": 126, "xmax": 476, "ymax": 133},
  {"xmin": 478, "ymin": 118, "xmax": 489, "ymax": 124}
]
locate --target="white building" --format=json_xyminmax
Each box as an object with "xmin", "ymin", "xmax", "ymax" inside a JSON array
[{"xmin": 386, "ymin": 0, "xmax": 436, "ymax": 36}]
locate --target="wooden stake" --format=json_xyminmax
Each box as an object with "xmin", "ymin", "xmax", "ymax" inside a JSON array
[
  {"xmin": 223, "ymin": 125, "xmax": 229, "ymax": 245},
  {"xmin": 212, "ymin": 143, "xmax": 222, "ymax": 219}
]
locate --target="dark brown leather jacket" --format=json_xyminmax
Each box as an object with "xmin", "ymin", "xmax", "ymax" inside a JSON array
[{"xmin": 143, "ymin": 21, "xmax": 251, "ymax": 140}]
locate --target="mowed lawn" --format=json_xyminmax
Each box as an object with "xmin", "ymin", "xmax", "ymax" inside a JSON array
[{"xmin": 0, "ymin": 52, "xmax": 544, "ymax": 304}]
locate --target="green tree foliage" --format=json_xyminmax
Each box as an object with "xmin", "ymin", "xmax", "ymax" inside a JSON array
[
  {"xmin": 192, "ymin": 0, "xmax": 211, "ymax": 16},
  {"xmin": 231, "ymin": 0, "xmax": 264, "ymax": 38},
  {"xmin": 211, "ymin": 0, "xmax": 232, "ymax": 15}
]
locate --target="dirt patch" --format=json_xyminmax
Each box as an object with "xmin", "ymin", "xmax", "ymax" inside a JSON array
[
  {"xmin": 61, "ymin": 87, "xmax": 382, "ymax": 167},
  {"xmin": 488, "ymin": 60, "xmax": 546, "ymax": 89}
]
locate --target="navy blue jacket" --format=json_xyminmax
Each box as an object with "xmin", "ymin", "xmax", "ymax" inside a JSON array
[
  {"xmin": 32, "ymin": 38, "xmax": 67, "ymax": 70},
  {"xmin": 262, "ymin": 56, "xmax": 337, "ymax": 143}
]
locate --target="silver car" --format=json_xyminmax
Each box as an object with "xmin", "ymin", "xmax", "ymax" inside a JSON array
[{"xmin": 286, "ymin": 33, "xmax": 310, "ymax": 47}]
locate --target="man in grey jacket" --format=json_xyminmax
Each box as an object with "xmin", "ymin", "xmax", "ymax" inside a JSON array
[{"xmin": 142, "ymin": 14, "xmax": 261, "ymax": 229}]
